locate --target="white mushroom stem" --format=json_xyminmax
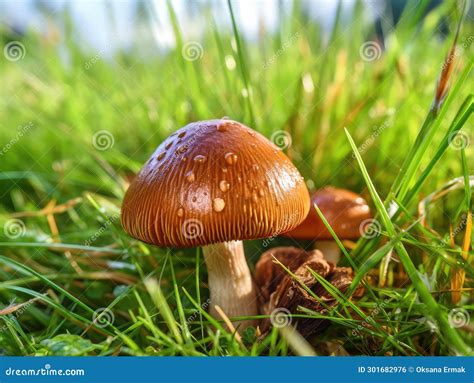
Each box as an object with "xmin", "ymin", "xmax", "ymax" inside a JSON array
[
  {"xmin": 202, "ymin": 240, "xmax": 258, "ymax": 329},
  {"xmin": 314, "ymin": 240, "xmax": 342, "ymax": 264}
]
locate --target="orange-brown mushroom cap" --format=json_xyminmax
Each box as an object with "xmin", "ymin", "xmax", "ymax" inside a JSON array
[
  {"xmin": 121, "ymin": 119, "xmax": 310, "ymax": 248},
  {"xmin": 283, "ymin": 187, "xmax": 371, "ymax": 240}
]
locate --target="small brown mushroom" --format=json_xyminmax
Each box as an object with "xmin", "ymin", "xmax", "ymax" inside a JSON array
[
  {"xmin": 283, "ymin": 187, "xmax": 371, "ymax": 263},
  {"xmin": 121, "ymin": 119, "xmax": 310, "ymax": 329},
  {"xmin": 255, "ymin": 246, "xmax": 362, "ymax": 337}
]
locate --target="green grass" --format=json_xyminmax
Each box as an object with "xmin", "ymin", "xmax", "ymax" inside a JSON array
[{"xmin": 0, "ymin": 0, "xmax": 473, "ymax": 356}]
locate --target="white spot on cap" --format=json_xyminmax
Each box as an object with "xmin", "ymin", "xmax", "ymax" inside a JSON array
[
  {"xmin": 225, "ymin": 152, "xmax": 238, "ymax": 165},
  {"xmin": 213, "ymin": 198, "xmax": 225, "ymax": 212},
  {"xmin": 219, "ymin": 180, "xmax": 230, "ymax": 192},
  {"xmin": 194, "ymin": 155, "xmax": 207, "ymax": 163}
]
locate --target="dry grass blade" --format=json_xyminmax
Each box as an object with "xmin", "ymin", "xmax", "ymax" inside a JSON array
[
  {"xmin": 452, "ymin": 210, "xmax": 472, "ymax": 303},
  {"xmin": 9, "ymin": 197, "xmax": 82, "ymax": 218},
  {"xmin": 0, "ymin": 297, "xmax": 41, "ymax": 316},
  {"xmin": 433, "ymin": 2, "xmax": 465, "ymax": 113},
  {"xmin": 44, "ymin": 199, "xmax": 83, "ymax": 273},
  {"xmin": 214, "ymin": 305, "xmax": 243, "ymax": 346}
]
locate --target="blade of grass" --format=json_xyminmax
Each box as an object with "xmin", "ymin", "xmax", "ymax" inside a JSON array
[
  {"xmin": 313, "ymin": 203, "xmax": 359, "ymax": 271},
  {"xmin": 403, "ymin": 94, "xmax": 473, "ymax": 209},
  {"xmin": 278, "ymin": 325, "xmax": 317, "ymax": 356},
  {"xmin": 168, "ymin": 255, "xmax": 192, "ymax": 343},
  {"xmin": 0, "ymin": 255, "xmax": 95, "ymax": 314},
  {"xmin": 194, "ymin": 248, "xmax": 205, "ymax": 343},
  {"xmin": 144, "ymin": 278, "xmax": 183, "ymax": 345},
  {"xmin": 390, "ymin": 6, "xmax": 468, "ymax": 201},
  {"xmin": 227, "ymin": 0, "xmax": 256, "ymax": 127},
  {"xmin": 0, "ymin": 242, "xmax": 124, "ymax": 254},
  {"xmin": 345, "ymin": 128, "xmax": 471, "ymax": 355},
  {"xmin": 0, "ymin": 285, "xmax": 109, "ymax": 334},
  {"xmin": 452, "ymin": 147, "xmax": 472, "ymax": 303},
  {"xmin": 181, "ymin": 287, "xmax": 247, "ymax": 355}
]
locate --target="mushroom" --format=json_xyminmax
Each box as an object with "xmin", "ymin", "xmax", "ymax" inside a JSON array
[
  {"xmin": 283, "ymin": 187, "xmax": 371, "ymax": 264},
  {"xmin": 121, "ymin": 119, "xmax": 309, "ymax": 329}
]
